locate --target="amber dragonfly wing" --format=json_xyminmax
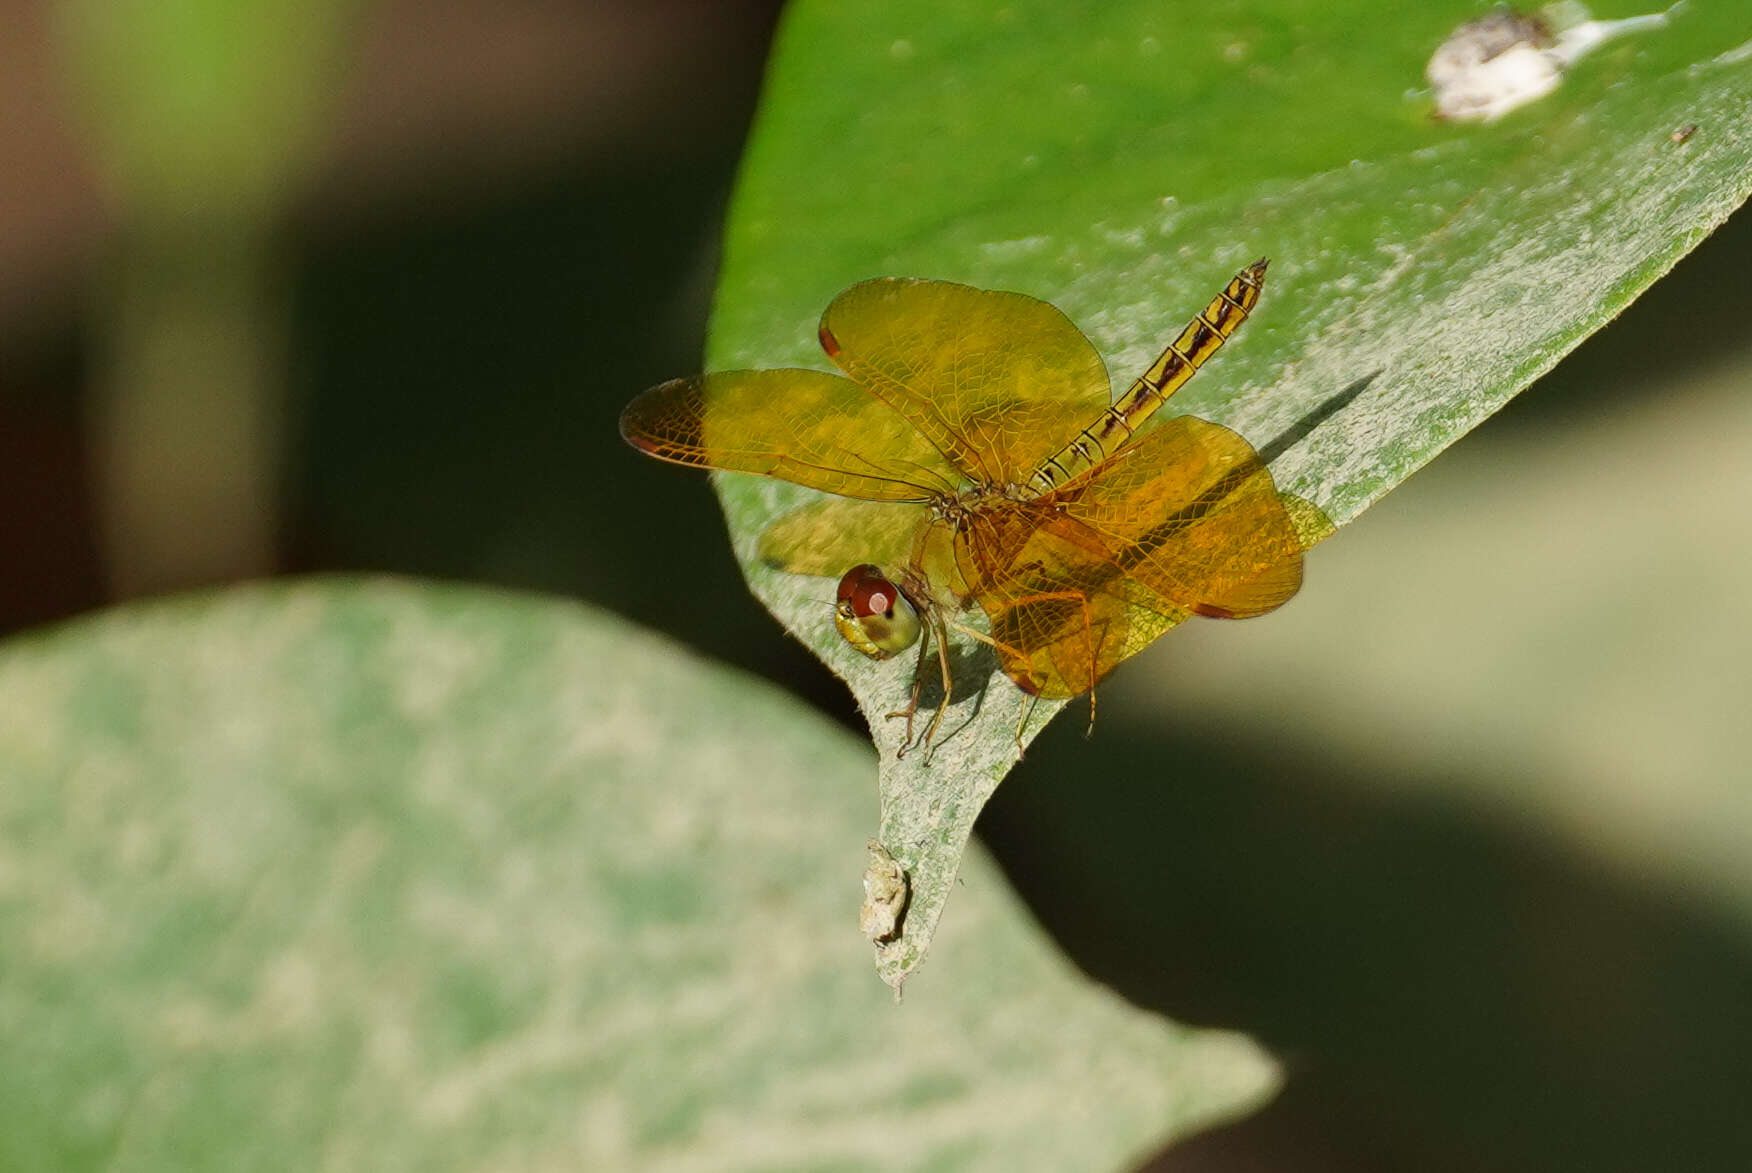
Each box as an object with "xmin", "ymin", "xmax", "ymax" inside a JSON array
[
  {"xmin": 1057, "ymin": 415, "xmax": 1303, "ymax": 619},
  {"xmin": 619, "ymin": 369, "xmax": 962, "ymax": 502},
  {"xmin": 818, "ymin": 278, "xmax": 1113, "ymax": 487},
  {"xmin": 757, "ymin": 496, "xmax": 930, "ymax": 578},
  {"xmin": 955, "ymin": 415, "xmax": 1304, "ymax": 698}
]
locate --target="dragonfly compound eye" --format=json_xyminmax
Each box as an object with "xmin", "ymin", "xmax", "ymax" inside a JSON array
[{"xmin": 834, "ymin": 564, "xmax": 922, "ymax": 660}]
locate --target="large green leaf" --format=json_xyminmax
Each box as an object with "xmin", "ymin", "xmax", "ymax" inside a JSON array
[
  {"xmin": 683, "ymin": 0, "xmax": 1752, "ymax": 986},
  {"xmin": 0, "ymin": 580, "xmax": 1275, "ymax": 1171}
]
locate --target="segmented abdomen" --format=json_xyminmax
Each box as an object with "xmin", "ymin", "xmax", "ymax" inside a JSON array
[{"xmin": 1024, "ymin": 259, "xmax": 1268, "ymax": 496}]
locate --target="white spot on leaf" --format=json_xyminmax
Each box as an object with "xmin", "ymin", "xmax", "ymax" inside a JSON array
[{"xmin": 1427, "ymin": 2, "xmax": 1678, "ymax": 122}]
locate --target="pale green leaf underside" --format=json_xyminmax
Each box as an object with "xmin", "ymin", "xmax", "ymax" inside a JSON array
[
  {"xmin": 695, "ymin": 0, "xmax": 1752, "ymax": 985},
  {"xmin": 0, "ymin": 579, "xmax": 1275, "ymax": 1171}
]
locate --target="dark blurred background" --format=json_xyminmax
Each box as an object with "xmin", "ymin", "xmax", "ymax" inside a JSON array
[{"xmin": 4, "ymin": 3, "xmax": 1749, "ymax": 1170}]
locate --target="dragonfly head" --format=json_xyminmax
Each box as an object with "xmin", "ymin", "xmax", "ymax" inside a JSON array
[{"xmin": 834, "ymin": 564, "xmax": 922, "ymax": 660}]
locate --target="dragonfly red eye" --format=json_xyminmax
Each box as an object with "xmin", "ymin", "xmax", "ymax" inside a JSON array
[
  {"xmin": 834, "ymin": 565, "xmax": 921, "ymax": 660},
  {"xmin": 838, "ymin": 563, "xmax": 899, "ymax": 617}
]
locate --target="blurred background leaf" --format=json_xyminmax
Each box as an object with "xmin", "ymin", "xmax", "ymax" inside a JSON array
[
  {"xmin": 0, "ymin": 580, "xmax": 1276, "ymax": 1170},
  {"xmin": 55, "ymin": 0, "xmax": 361, "ymax": 595},
  {"xmin": 58, "ymin": 0, "xmax": 356, "ymax": 219}
]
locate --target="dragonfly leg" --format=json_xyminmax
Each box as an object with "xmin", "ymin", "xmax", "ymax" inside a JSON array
[
  {"xmin": 1014, "ymin": 693, "xmax": 1041, "ymax": 752},
  {"xmin": 916, "ymin": 612, "xmax": 955, "ymax": 763},
  {"xmin": 950, "ymin": 617, "xmax": 1052, "ymax": 756},
  {"xmin": 975, "ymin": 586, "xmax": 1104, "ymax": 719},
  {"xmin": 887, "ymin": 622, "xmax": 933, "ymax": 756},
  {"xmin": 946, "ymin": 618, "xmax": 1000, "ymax": 651}
]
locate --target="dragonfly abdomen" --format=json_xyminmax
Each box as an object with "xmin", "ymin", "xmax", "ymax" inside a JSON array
[{"xmin": 1024, "ymin": 259, "xmax": 1268, "ymax": 496}]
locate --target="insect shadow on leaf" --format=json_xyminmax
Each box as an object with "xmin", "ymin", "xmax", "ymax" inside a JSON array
[{"xmin": 1258, "ymin": 369, "xmax": 1380, "ymax": 468}]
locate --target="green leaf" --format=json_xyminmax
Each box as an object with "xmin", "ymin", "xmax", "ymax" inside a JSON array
[
  {"xmin": 0, "ymin": 580, "xmax": 1276, "ymax": 1171},
  {"xmin": 687, "ymin": 0, "xmax": 1752, "ymax": 986}
]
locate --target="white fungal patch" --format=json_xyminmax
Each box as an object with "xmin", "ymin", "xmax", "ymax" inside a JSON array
[{"xmin": 1427, "ymin": 2, "xmax": 1679, "ymax": 122}]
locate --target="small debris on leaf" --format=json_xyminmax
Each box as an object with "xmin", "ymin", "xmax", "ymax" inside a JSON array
[
  {"xmin": 1427, "ymin": 2, "xmax": 1679, "ymax": 122},
  {"xmin": 859, "ymin": 839, "xmax": 910, "ymax": 944}
]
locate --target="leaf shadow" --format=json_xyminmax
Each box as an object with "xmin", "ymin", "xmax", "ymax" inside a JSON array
[
  {"xmin": 1259, "ymin": 369, "xmax": 1381, "ymax": 468},
  {"xmin": 899, "ymin": 633, "xmax": 1002, "ymax": 760}
]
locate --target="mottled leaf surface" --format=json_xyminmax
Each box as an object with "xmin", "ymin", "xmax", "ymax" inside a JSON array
[{"xmin": 0, "ymin": 580, "xmax": 1275, "ymax": 1171}]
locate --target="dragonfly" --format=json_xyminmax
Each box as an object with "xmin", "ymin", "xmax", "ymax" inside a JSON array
[{"xmin": 620, "ymin": 260, "xmax": 1313, "ymax": 755}]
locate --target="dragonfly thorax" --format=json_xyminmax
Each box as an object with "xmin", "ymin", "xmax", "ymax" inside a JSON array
[{"xmin": 929, "ymin": 481, "xmax": 1032, "ymax": 527}]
